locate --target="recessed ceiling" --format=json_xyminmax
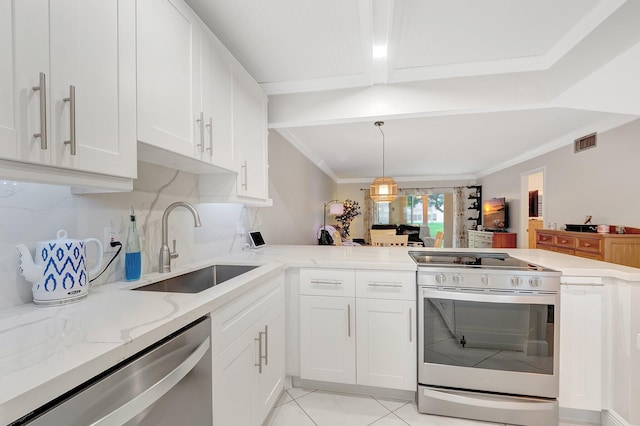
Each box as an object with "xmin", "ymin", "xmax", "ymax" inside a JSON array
[{"xmin": 187, "ymin": 0, "xmax": 640, "ymax": 182}]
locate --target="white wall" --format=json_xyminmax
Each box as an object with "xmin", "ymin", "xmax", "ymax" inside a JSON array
[
  {"xmin": 479, "ymin": 117, "xmax": 640, "ymax": 246},
  {"xmin": 258, "ymin": 131, "xmax": 336, "ymax": 244}
]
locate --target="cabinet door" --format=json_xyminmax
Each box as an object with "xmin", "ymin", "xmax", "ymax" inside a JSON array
[
  {"xmin": 559, "ymin": 284, "xmax": 602, "ymax": 411},
  {"xmin": 212, "ymin": 323, "xmax": 258, "ymax": 426},
  {"xmin": 137, "ymin": 0, "xmax": 200, "ymax": 158},
  {"xmin": 300, "ymin": 295, "xmax": 356, "ymax": 384},
  {"xmin": 356, "ymin": 299, "xmax": 416, "ymax": 391},
  {"xmin": 0, "ymin": 0, "xmax": 19, "ymax": 160},
  {"xmin": 200, "ymin": 28, "xmax": 235, "ymax": 171},
  {"xmin": 493, "ymin": 233, "xmax": 517, "ymax": 248},
  {"xmin": 254, "ymin": 299, "xmax": 285, "ymax": 424},
  {"xmin": 50, "ymin": 0, "xmax": 136, "ymax": 177},
  {"xmin": 233, "ymin": 65, "xmax": 268, "ymax": 200},
  {"xmin": 13, "ymin": 0, "xmax": 50, "ymax": 165}
]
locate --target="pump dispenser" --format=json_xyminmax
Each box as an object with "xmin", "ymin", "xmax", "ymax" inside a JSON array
[{"xmin": 125, "ymin": 207, "xmax": 142, "ymax": 281}]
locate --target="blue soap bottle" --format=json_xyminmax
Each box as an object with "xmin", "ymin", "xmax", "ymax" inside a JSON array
[{"xmin": 125, "ymin": 207, "xmax": 142, "ymax": 281}]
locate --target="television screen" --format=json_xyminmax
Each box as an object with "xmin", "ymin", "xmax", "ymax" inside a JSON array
[
  {"xmin": 484, "ymin": 198, "xmax": 508, "ymax": 230},
  {"xmin": 528, "ymin": 190, "xmax": 539, "ymax": 217}
]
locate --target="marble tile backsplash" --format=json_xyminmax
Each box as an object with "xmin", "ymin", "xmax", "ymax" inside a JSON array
[{"xmin": 0, "ymin": 162, "xmax": 256, "ymax": 309}]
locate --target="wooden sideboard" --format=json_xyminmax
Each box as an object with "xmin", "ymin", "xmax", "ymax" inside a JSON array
[
  {"xmin": 468, "ymin": 230, "xmax": 517, "ymax": 248},
  {"xmin": 535, "ymin": 229, "xmax": 640, "ymax": 268}
]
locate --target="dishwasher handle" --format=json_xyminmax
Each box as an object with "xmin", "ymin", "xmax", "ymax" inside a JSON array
[{"xmin": 90, "ymin": 336, "xmax": 210, "ymax": 426}]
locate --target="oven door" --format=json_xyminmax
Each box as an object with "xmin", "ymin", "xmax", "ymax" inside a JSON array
[{"xmin": 418, "ymin": 287, "xmax": 559, "ymax": 398}]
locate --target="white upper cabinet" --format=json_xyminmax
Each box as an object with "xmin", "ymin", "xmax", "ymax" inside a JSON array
[
  {"xmin": 0, "ymin": 0, "xmax": 18, "ymax": 160},
  {"xmin": 137, "ymin": 0, "xmax": 239, "ymax": 175},
  {"xmin": 6, "ymin": 0, "xmax": 136, "ymax": 184},
  {"xmin": 137, "ymin": 0, "xmax": 201, "ymax": 158},
  {"xmin": 138, "ymin": 0, "xmax": 270, "ymax": 204},
  {"xmin": 233, "ymin": 64, "xmax": 269, "ymax": 201},
  {"xmin": 198, "ymin": 28, "xmax": 235, "ymax": 171}
]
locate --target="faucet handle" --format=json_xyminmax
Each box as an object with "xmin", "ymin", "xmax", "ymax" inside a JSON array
[{"xmin": 171, "ymin": 239, "xmax": 179, "ymax": 259}]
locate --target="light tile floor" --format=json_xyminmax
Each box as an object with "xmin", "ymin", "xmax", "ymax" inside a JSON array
[{"xmin": 264, "ymin": 379, "xmax": 594, "ymax": 426}]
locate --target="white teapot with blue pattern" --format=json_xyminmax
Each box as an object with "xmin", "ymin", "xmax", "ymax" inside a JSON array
[{"xmin": 15, "ymin": 229, "xmax": 104, "ymax": 306}]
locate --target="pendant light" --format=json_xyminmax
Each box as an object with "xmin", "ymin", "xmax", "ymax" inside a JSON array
[{"xmin": 370, "ymin": 121, "xmax": 398, "ymax": 203}]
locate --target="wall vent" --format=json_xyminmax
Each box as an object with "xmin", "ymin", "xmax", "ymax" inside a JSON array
[{"xmin": 574, "ymin": 132, "xmax": 597, "ymax": 153}]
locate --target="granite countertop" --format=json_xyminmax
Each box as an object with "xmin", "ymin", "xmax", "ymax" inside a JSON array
[{"xmin": 1, "ymin": 245, "xmax": 639, "ymax": 423}]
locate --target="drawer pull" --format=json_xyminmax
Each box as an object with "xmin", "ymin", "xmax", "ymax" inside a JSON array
[
  {"xmin": 367, "ymin": 282, "xmax": 403, "ymax": 288},
  {"xmin": 347, "ymin": 304, "xmax": 351, "ymax": 337},
  {"xmin": 584, "ymin": 242, "xmax": 592, "ymax": 247},
  {"xmin": 560, "ymin": 239, "xmax": 568, "ymax": 244},
  {"xmin": 409, "ymin": 308, "xmax": 413, "ymax": 342},
  {"xmin": 310, "ymin": 279, "xmax": 343, "ymax": 285}
]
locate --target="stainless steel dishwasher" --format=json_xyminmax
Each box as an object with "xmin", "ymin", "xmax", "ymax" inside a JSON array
[{"xmin": 13, "ymin": 316, "xmax": 212, "ymax": 425}]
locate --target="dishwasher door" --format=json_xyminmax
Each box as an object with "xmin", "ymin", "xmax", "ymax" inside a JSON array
[{"xmin": 22, "ymin": 316, "xmax": 212, "ymax": 426}]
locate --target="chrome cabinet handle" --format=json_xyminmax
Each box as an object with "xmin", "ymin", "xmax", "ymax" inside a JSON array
[
  {"xmin": 254, "ymin": 332, "xmax": 263, "ymax": 373},
  {"xmin": 310, "ymin": 279, "xmax": 343, "ymax": 285},
  {"xmin": 367, "ymin": 282, "xmax": 403, "ymax": 288},
  {"xmin": 255, "ymin": 328, "xmax": 267, "ymax": 373},
  {"xmin": 409, "ymin": 308, "xmax": 413, "ymax": 342},
  {"xmin": 63, "ymin": 85, "xmax": 76, "ymax": 155},
  {"xmin": 241, "ymin": 160, "xmax": 248, "ymax": 190},
  {"xmin": 32, "ymin": 72, "xmax": 48, "ymax": 149},
  {"xmin": 92, "ymin": 337, "xmax": 210, "ymax": 426},
  {"xmin": 264, "ymin": 325, "xmax": 269, "ymax": 366},
  {"xmin": 347, "ymin": 304, "xmax": 351, "ymax": 337},
  {"xmin": 196, "ymin": 112, "xmax": 205, "ymax": 153},
  {"xmin": 206, "ymin": 117, "xmax": 213, "ymax": 157}
]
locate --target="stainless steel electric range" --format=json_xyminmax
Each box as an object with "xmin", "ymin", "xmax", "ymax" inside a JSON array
[{"xmin": 409, "ymin": 251, "xmax": 561, "ymax": 426}]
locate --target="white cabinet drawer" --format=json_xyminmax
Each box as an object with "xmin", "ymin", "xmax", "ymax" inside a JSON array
[
  {"xmin": 210, "ymin": 275, "xmax": 283, "ymax": 356},
  {"xmin": 355, "ymin": 270, "xmax": 415, "ymax": 301},
  {"xmin": 300, "ymin": 269, "xmax": 355, "ymax": 297}
]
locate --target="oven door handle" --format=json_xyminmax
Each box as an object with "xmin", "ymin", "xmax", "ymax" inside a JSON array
[
  {"xmin": 422, "ymin": 388, "xmax": 557, "ymax": 411},
  {"xmin": 421, "ymin": 288, "xmax": 557, "ymax": 305}
]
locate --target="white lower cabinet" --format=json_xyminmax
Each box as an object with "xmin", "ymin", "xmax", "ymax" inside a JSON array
[
  {"xmin": 299, "ymin": 268, "xmax": 416, "ymax": 391},
  {"xmin": 300, "ymin": 295, "xmax": 356, "ymax": 384},
  {"xmin": 558, "ymin": 283, "xmax": 603, "ymax": 412},
  {"xmin": 356, "ymin": 298, "xmax": 416, "ymax": 390},
  {"xmin": 211, "ymin": 274, "xmax": 284, "ymax": 426}
]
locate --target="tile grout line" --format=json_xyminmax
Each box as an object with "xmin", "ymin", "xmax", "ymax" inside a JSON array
[
  {"xmin": 366, "ymin": 395, "xmax": 393, "ymax": 426},
  {"xmin": 290, "ymin": 397, "xmax": 318, "ymax": 426}
]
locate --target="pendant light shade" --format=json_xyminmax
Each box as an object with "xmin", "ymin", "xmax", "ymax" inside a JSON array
[
  {"xmin": 370, "ymin": 121, "xmax": 398, "ymax": 203},
  {"xmin": 370, "ymin": 176, "xmax": 398, "ymax": 203}
]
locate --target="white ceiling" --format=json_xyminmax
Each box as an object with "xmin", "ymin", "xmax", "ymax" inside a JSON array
[{"xmin": 187, "ymin": 0, "xmax": 640, "ymax": 183}]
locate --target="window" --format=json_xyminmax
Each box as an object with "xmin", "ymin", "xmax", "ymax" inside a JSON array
[
  {"xmin": 375, "ymin": 193, "xmax": 446, "ymax": 239},
  {"xmin": 371, "ymin": 192, "xmax": 453, "ymax": 246}
]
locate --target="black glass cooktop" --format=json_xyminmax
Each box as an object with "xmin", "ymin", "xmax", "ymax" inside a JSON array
[{"xmin": 408, "ymin": 250, "xmax": 549, "ymax": 271}]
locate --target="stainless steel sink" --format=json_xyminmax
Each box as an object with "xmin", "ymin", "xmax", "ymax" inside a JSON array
[{"xmin": 132, "ymin": 264, "xmax": 258, "ymax": 293}]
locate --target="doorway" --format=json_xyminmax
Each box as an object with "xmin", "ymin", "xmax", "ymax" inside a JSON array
[{"xmin": 520, "ymin": 168, "xmax": 545, "ymax": 248}]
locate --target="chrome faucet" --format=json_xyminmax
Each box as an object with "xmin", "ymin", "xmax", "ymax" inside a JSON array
[{"xmin": 159, "ymin": 202, "xmax": 202, "ymax": 273}]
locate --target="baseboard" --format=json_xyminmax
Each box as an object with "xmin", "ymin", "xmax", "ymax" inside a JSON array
[
  {"xmin": 602, "ymin": 410, "xmax": 630, "ymax": 426},
  {"xmin": 560, "ymin": 407, "xmax": 601, "ymax": 424},
  {"xmin": 292, "ymin": 376, "xmax": 416, "ymax": 401}
]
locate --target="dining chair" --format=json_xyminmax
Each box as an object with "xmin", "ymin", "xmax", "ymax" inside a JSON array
[
  {"xmin": 371, "ymin": 234, "xmax": 409, "ymax": 247},
  {"xmin": 332, "ymin": 230, "xmax": 343, "ymax": 246},
  {"xmin": 370, "ymin": 228, "xmax": 396, "ymax": 238},
  {"xmin": 433, "ymin": 231, "xmax": 444, "ymax": 248}
]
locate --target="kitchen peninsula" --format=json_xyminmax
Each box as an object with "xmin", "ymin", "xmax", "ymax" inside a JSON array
[{"xmin": 1, "ymin": 246, "xmax": 639, "ymax": 425}]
